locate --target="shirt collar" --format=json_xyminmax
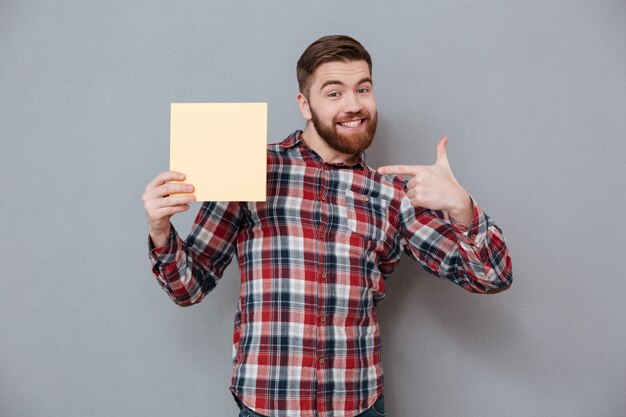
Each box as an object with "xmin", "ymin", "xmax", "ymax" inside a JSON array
[{"xmin": 280, "ymin": 130, "xmax": 367, "ymax": 170}]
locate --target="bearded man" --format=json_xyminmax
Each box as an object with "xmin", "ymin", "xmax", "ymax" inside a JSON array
[{"xmin": 142, "ymin": 35, "xmax": 512, "ymax": 417}]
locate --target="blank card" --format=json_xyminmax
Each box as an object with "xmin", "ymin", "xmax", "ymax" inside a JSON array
[{"xmin": 170, "ymin": 103, "xmax": 267, "ymax": 201}]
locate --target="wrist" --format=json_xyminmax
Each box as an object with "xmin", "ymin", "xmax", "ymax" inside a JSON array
[
  {"xmin": 149, "ymin": 224, "xmax": 171, "ymax": 248},
  {"xmin": 447, "ymin": 192, "xmax": 473, "ymax": 226}
]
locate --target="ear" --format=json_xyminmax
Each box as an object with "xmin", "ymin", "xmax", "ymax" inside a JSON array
[{"xmin": 297, "ymin": 92, "xmax": 312, "ymax": 121}]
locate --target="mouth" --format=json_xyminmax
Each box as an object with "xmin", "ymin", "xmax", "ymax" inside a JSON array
[{"xmin": 337, "ymin": 118, "xmax": 365, "ymax": 129}]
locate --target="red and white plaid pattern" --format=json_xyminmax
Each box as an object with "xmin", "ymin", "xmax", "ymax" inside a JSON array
[{"xmin": 149, "ymin": 131, "xmax": 512, "ymax": 417}]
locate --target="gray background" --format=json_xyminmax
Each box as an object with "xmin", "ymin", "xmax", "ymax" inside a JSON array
[{"xmin": 2, "ymin": 1, "xmax": 625, "ymax": 416}]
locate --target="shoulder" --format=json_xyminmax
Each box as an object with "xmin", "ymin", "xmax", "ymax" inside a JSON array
[
  {"xmin": 265, "ymin": 134, "xmax": 307, "ymax": 175},
  {"xmin": 267, "ymin": 130, "xmax": 301, "ymax": 158},
  {"xmin": 267, "ymin": 141, "xmax": 286, "ymax": 155},
  {"xmin": 267, "ymin": 140, "xmax": 298, "ymax": 165}
]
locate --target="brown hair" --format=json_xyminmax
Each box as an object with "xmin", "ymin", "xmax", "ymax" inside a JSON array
[{"xmin": 296, "ymin": 35, "xmax": 372, "ymax": 98}]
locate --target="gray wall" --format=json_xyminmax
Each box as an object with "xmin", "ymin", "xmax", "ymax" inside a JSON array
[{"xmin": 2, "ymin": 1, "xmax": 625, "ymax": 416}]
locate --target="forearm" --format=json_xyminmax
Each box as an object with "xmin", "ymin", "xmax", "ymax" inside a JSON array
[
  {"xmin": 148, "ymin": 226, "xmax": 218, "ymax": 306},
  {"xmin": 402, "ymin": 198, "xmax": 512, "ymax": 293},
  {"xmin": 442, "ymin": 204, "xmax": 512, "ymax": 293},
  {"xmin": 453, "ymin": 232, "xmax": 512, "ymax": 293},
  {"xmin": 147, "ymin": 201, "xmax": 243, "ymax": 306}
]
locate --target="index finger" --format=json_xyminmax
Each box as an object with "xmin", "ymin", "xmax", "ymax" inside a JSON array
[
  {"xmin": 377, "ymin": 165, "xmax": 419, "ymax": 176},
  {"xmin": 146, "ymin": 171, "xmax": 186, "ymax": 191}
]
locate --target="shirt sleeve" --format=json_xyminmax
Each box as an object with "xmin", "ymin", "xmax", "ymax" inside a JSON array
[
  {"xmin": 397, "ymin": 195, "xmax": 512, "ymax": 294},
  {"xmin": 148, "ymin": 201, "xmax": 244, "ymax": 306}
]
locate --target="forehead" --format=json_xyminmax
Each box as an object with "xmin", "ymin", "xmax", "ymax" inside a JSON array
[{"xmin": 310, "ymin": 60, "xmax": 372, "ymax": 87}]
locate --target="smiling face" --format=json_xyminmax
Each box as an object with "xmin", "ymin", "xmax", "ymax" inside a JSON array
[{"xmin": 298, "ymin": 59, "xmax": 378, "ymax": 156}]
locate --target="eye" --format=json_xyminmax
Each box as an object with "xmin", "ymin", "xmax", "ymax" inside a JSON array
[
  {"xmin": 328, "ymin": 92, "xmax": 340, "ymax": 98},
  {"xmin": 357, "ymin": 88, "xmax": 370, "ymax": 94}
]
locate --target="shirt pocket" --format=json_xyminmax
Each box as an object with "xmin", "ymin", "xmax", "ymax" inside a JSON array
[{"xmin": 336, "ymin": 188, "xmax": 390, "ymax": 242}]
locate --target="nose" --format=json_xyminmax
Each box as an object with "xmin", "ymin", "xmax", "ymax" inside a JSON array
[{"xmin": 342, "ymin": 91, "xmax": 363, "ymax": 114}]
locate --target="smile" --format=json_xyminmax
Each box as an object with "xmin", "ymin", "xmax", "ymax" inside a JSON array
[{"xmin": 337, "ymin": 119, "xmax": 364, "ymax": 128}]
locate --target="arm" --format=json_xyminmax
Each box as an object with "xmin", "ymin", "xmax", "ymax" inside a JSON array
[
  {"xmin": 143, "ymin": 171, "xmax": 243, "ymax": 306},
  {"xmin": 378, "ymin": 137, "xmax": 512, "ymax": 293},
  {"xmin": 148, "ymin": 201, "xmax": 243, "ymax": 306},
  {"xmin": 397, "ymin": 196, "xmax": 512, "ymax": 293}
]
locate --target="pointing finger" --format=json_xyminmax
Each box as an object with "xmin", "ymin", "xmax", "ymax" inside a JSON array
[{"xmin": 377, "ymin": 165, "xmax": 420, "ymax": 176}]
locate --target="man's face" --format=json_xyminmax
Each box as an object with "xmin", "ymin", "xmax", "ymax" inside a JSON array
[{"xmin": 301, "ymin": 60, "xmax": 377, "ymax": 155}]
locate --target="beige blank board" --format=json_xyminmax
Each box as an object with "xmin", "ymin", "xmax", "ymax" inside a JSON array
[{"xmin": 169, "ymin": 103, "xmax": 267, "ymax": 201}]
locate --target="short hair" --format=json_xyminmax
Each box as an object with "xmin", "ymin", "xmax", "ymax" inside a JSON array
[{"xmin": 296, "ymin": 35, "xmax": 372, "ymax": 98}]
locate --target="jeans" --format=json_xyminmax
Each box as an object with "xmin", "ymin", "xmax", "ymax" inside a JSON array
[{"xmin": 237, "ymin": 394, "xmax": 386, "ymax": 417}]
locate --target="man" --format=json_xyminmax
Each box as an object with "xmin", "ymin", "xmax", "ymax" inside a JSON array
[{"xmin": 143, "ymin": 35, "xmax": 512, "ymax": 417}]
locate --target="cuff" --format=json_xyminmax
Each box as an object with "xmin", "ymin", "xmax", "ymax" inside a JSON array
[
  {"xmin": 445, "ymin": 196, "xmax": 488, "ymax": 246},
  {"xmin": 148, "ymin": 225, "xmax": 181, "ymax": 267}
]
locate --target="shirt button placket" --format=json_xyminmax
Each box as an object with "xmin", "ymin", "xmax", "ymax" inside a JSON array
[{"xmin": 316, "ymin": 161, "xmax": 329, "ymax": 412}]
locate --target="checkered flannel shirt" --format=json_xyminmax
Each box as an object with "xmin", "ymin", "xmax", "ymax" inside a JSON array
[{"xmin": 149, "ymin": 130, "xmax": 512, "ymax": 417}]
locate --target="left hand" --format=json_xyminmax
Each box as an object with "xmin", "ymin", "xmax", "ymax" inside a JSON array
[{"xmin": 377, "ymin": 136, "xmax": 473, "ymax": 224}]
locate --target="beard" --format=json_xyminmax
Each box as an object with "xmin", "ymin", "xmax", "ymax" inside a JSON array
[{"xmin": 310, "ymin": 107, "xmax": 378, "ymax": 156}]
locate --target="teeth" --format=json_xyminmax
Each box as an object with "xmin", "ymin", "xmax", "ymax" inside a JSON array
[{"xmin": 339, "ymin": 119, "xmax": 362, "ymax": 128}]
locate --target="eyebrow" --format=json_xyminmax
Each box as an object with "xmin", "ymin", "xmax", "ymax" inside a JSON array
[{"xmin": 319, "ymin": 77, "xmax": 373, "ymax": 91}]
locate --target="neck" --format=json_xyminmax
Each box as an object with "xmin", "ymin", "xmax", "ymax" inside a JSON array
[{"xmin": 301, "ymin": 123, "xmax": 359, "ymax": 165}]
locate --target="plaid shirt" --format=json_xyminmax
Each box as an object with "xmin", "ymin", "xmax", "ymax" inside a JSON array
[{"xmin": 149, "ymin": 130, "xmax": 512, "ymax": 417}]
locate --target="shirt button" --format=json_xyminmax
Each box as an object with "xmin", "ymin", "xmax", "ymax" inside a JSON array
[
  {"xmin": 321, "ymin": 272, "xmax": 327, "ymax": 280},
  {"xmin": 318, "ymin": 357, "xmax": 325, "ymax": 364},
  {"xmin": 363, "ymin": 196, "xmax": 369, "ymax": 202},
  {"xmin": 320, "ymin": 315, "xmax": 326, "ymax": 323},
  {"xmin": 469, "ymin": 232, "xmax": 476, "ymax": 239}
]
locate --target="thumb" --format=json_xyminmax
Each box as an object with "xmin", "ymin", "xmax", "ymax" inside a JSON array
[{"xmin": 435, "ymin": 136, "xmax": 449, "ymax": 165}]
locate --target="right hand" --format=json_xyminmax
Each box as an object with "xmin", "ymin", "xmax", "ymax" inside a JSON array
[{"xmin": 142, "ymin": 171, "xmax": 196, "ymax": 247}]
